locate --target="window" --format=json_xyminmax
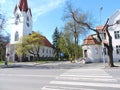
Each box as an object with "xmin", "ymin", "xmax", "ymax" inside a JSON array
[
  {"xmin": 103, "ymin": 33, "xmax": 106, "ymax": 39},
  {"xmin": 26, "ymin": 22, "xmax": 29, "ymax": 27},
  {"xmin": 27, "ymin": 16, "xmax": 29, "ymax": 21},
  {"xmin": 49, "ymin": 50, "xmax": 51, "ymax": 54},
  {"xmin": 101, "ymin": 33, "xmax": 106, "ymax": 40},
  {"xmin": 84, "ymin": 50, "xmax": 87, "ymax": 57},
  {"xmin": 42, "ymin": 48, "xmax": 44, "ymax": 53},
  {"xmin": 15, "ymin": 14, "xmax": 20, "ymax": 25},
  {"xmin": 104, "ymin": 48, "xmax": 107, "ymax": 55},
  {"xmin": 26, "ymin": 17, "xmax": 30, "ymax": 27},
  {"xmin": 116, "ymin": 45, "xmax": 120, "ymax": 54},
  {"xmin": 46, "ymin": 49, "xmax": 48, "ymax": 53},
  {"xmin": 114, "ymin": 31, "xmax": 120, "ymax": 39},
  {"xmin": 15, "ymin": 31, "xmax": 19, "ymax": 41}
]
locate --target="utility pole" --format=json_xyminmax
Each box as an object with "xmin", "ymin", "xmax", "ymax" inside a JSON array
[
  {"xmin": 100, "ymin": 6, "xmax": 105, "ymax": 67},
  {"xmin": 100, "ymin": 7, "xmax": 103, "ymax": 25}
]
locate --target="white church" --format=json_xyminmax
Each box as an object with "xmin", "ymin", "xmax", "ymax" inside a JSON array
[
  {"xmin": 6, "ymin": 0, "xmax": 54, "ymax": 62},
  {"xmin": 82, "ymin": 10, "xmax": 120, "ymax": 63}
]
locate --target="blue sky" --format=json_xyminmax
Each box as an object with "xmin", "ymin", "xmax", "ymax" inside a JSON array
[{"xmin": 0, "ymin": 0, "xmax": 120, "ymax": 43}]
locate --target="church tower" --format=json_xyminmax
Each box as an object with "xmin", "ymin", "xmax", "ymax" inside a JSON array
[
  {"xmin": 10, "ymin": 0, "xmax": 32, "ymax": 44},
  {"xmin": 6, "ymin": 0, "xmax": 32, "ymax": 62}
]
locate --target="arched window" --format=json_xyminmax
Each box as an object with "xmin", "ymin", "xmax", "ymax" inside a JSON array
[{"xmin": 15, "ymin": 31, "xmax": 19, "ymax": 41}]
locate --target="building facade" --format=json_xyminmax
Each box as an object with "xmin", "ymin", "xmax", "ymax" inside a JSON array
[
  {"xmin": 6, "ymin": 0, "xmax": 54, "ymax": 62},
  {"xmin": 82, "ymin": 10, "xmax": 120, "ymax": 63}
]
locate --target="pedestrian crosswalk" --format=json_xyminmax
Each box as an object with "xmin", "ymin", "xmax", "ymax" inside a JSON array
[{"xmin": 41, "ymin": 69, "xmax": 120, "ymax": 90}]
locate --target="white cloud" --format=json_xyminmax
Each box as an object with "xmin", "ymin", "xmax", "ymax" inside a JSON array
[{"xmin": 32, "ymin": 0, "xmax": 66, "ymax": 22}]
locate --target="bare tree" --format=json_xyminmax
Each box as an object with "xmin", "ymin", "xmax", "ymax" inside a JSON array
[
  {"xmin": 65, "ymin": 3, "xmax": 118, "ymax": 67},
  {"xmin": 63, "ymin": 3, "xmax": 89, "ymax": 62}
]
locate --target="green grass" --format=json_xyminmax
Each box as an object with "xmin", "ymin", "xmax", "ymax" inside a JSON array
[
  {"xmin": 0, "ymin": 61, "xmax": 14, "ymax": 65},
  {"xmin": 35, "ymin": 60, "xmax": 57, "ymax": 64},
  {"xmin": 0, "ymin": 61, "xmax": 5, "ymax": 65}
]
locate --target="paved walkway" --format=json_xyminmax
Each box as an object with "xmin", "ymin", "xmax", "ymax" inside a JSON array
[{"xmin": 0, "ymin": 61, "xmax": 120, "ymax": 69}]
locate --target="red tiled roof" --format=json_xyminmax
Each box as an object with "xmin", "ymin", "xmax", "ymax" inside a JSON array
[
  {"xmin": 42, "ymin": 37, "xmax": 53, "ymax": 48},
  {"xmin": 96, "ymin": 26, "xmax": 106, "ymax": 32},
  {"xmin": 30, "ymin": 32, "xmax": 53, "ymax": 48},
  {"xmin": 82, "ymin": 35, "xmax": 101, "ymax": 45},
  {"xmin": 96, "ymin": 26, "xmax": 104, "ymax": 30},
  {"xmin": 6, "ymin": 37, "xmax": 53, "ymax": 48}
]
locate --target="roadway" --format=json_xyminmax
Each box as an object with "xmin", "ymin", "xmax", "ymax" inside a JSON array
[{"xmin": 0, "ymin": 61, "xmax": 120, "ymax": 90}]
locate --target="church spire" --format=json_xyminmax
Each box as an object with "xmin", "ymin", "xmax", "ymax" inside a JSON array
[
  {"xmin": 19, "ymin": 0, "xmax": 28, "ymax": 12},
  {"xmin": 14, "ymin": 0, "xmax": 32, "ymax": 16}
]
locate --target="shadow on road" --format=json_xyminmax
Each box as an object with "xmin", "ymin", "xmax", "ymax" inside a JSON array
[{"xmin": 0, "ymin": 62, "xmax": 82, "ymax": 69}]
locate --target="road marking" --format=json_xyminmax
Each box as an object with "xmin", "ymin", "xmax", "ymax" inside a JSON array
[
  {"xmin": 42, "ymin": 68, "xmax": 120, "ymax": 90},
  {"xmin": 60, "ymin": 74, "xmax": 113, "ymax": 78},
  {"xmin": 50, "ymin": 81, "xmax": 120, "ymax": 88},
  {"xmin": 57, "ymin": 76, "xmax": 117, "ymax": 82},
  {"xmin": 42, "ymin": 85, "xmax": 97, "ymax": 90}
]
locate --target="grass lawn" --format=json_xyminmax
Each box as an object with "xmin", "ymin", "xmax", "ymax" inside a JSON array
[
  {"xmin": 0, "ymin": 61, "xmax": 5, "ymax": 65},
  {"xmin": 0, "ymin": 61, "xmax": 14, "ymax": 65}
]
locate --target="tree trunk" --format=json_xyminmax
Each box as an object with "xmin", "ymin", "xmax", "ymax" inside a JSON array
[
  {"xmin": 37, "ymin": 53, "xmax": 40, "ymax": 61},
  {"xmin": 105, "ymin": 24, "xmax": 115, "ymax": 67},
  {"xmin": 74, "ymin": 36, "xmax": 77, "ymax": 60},
  {"xmin": 107, "ymin": 46, "xmax": 114, "ymax": 67}
]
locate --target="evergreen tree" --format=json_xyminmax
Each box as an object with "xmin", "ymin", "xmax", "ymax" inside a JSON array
[
  {"xmin": 0, "ymin": 13, "xmax": 8, "ymax": 61},
  {"xmin": 52, "ymin": 27, "xmax": 60, "ymax": 60}
]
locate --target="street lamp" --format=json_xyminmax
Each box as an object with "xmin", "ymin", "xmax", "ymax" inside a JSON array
[{"xmin": 101, "ymin": 30, "xmax": 105, "ymax": 67}]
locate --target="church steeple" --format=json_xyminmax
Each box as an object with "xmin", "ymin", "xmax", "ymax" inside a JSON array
[
  {"xmin": 19, "ymin": 0, "xmax": 28, "ymax": 12},
  {"xmin": 14, "ymin": 0, "xmax": 30, "ymax": 14},
  {"xmin": 11, "ymin": 0, "xmax": 32, "ymax": 44}
]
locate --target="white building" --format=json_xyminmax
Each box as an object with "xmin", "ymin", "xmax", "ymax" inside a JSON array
[
  {"xmin": 6, "ymin": 0, "xmax": 54, "ymax": 62},
  {"xmin": 82, "ymin": 10, "xmax": 120, "ymax": 63}
]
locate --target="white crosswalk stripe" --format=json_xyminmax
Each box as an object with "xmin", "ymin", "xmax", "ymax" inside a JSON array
[{"xmin": 41, "ymin": 69, "xmax": 120, "ymax": 90}]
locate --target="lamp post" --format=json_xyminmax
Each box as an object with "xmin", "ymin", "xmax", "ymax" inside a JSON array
[{"xmin": 101, "ymin": 32, "xmax": 105, "ymax": 67}]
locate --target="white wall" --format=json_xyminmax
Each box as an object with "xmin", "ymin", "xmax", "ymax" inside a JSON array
[
  {"xmin": 10, "ymin": 8, "xmax": 32, "ymax": 44},
  {"xmin": 39, "ymin": 46, "xmax": 54, "ymax": 57},
  {"xmin": 107, "ymin": 10, "xmax": 120, "ymax": 62},
  {"xmin": 82, "ymin": 45, "xmax": 108, "ymax": 62}
]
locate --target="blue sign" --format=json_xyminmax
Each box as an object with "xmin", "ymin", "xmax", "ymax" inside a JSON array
[{"xmin": 60, "ymin": 53, "xmax": 64, "ymax": 57}]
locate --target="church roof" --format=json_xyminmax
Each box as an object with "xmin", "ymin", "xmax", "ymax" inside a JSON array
[
  {"xmin": 19, "ymin": 0, "xmax": 28, "ymax": 12},
  {"xmin": 43, "ymin": 37, "xmax": 53, "ymax": 48},
  {"xmin": 82, "ymin": 35, "xmax": 101, "ymax": 45},
  {"xmin": 14, "ymin": 0, "xmax": 32, "ymax": 16},
  {"xmin": 6, "ymin": 36, "xmax": 53, "ymax": 48}
]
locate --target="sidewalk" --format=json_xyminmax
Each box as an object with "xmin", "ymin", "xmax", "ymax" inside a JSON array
[
  {"xmin": 80, "ymin": 62, "xmax": 120, "ymax": 69},
  {"xmin": 0, "ymin": 61, "xmax": 120, "ymax": 69},
  {"xmin": 0, "ymin": 61, "xmax": 71, "ymax": 68}
]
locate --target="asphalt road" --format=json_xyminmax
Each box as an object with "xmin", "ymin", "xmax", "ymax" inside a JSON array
[{"xmin": 0, "ymin": 61, "xmax": 120, "ymax": 90}]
